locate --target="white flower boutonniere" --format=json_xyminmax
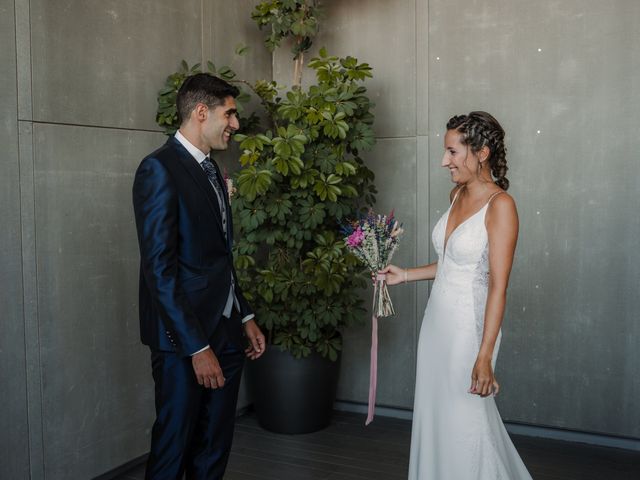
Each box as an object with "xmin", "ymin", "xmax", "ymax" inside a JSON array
[{"xmin": 224, "ymin": 175, "xmax": 236, "ymax": 201}]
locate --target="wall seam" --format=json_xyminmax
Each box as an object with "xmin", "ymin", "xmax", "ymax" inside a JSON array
[
  {"xmin": 16, "ymin": 0, "xmax": 45, "ymax": 477},
  {"xmin": 413, "ymin": 0, "xmax": 419, "ymax": 399},
  {"xmin": 426, "ymin": 1, "xmax": 430, "ymax": 264},
  {"xmin": 201, "ymin": 0, "xmax": 204, "ymax": 67},
  {"xmin": 413, "ymin": 0, "xmax": 432, "ymax": 392},
  {"xmin": 12, "ymin": 0, "xmax": 31, "ymax": 478},
  {"xmin": 24, "ymin": 120, "xmax": 165, "ymax": 134},
  {"xmin": 426, "ymin": 0, "xmax": 432, "ymax": 274},
  {"xmin": 202, "ymin": 0, "xmax": 213, "ymax": 71}
]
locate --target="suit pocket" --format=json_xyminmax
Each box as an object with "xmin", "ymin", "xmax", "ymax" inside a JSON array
[{"xmin": 180, "ymin": 275, "xmax": 208, "ymax": 292}]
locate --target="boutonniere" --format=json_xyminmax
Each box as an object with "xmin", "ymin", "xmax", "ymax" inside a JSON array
[{"xmin": 223, "ymin": 170, "xmax": 236, "ymax": 201}]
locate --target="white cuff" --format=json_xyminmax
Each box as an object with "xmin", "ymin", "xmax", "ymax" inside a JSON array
[
  {"xmin": 241, "ymin": 314, "xmax": 255, "ymax": 324},
  {"xmin": 190, "ymin": 345, "xmax": 210, "ymax": 356}
]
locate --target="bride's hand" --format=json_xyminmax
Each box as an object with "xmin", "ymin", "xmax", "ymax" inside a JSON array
[
  {"xmin": 379, "ymin": 264, "xmax": 405, "ymax": 286},
  {"xmin": 469, "ymin": 357, "xmax": 500, "ymax": 397}
]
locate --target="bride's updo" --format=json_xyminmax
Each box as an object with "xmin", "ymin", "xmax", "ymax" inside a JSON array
[{"xmin": 446, "ymin": 111, "xmax": 509, "ymax": 191}]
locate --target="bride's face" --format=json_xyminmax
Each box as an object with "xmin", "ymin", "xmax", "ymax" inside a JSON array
[{"xmin": 442, "ymin": 130, "xmax": 479, "ymax": 184}]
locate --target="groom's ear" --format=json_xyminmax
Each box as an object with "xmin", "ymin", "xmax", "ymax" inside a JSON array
[{"xmin": 192, "ymin": 103, "xmax": 209, "ymax": 123}]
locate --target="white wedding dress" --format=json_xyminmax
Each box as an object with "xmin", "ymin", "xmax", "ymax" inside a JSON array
[{"xmin": 408, "ymin": 192, "xmax": 532, "ymax": 479}]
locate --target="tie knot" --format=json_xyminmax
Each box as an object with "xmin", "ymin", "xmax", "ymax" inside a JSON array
[{"xmin": 202, "ymin": 157, "xmax": 216, "ymax": 174}]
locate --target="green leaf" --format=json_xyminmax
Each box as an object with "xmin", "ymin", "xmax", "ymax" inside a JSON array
[
  {"xmin": 237, "ymin": 167, "xmax": 272, "ymax": 201},
  {"xmin": 272, "ymin": 156, "xmax": 290, "ymax": 175},
  {"xmin": 235, "ymin": 43, "xmax": 250, "ymax": 56},
  {"xmin": 326, "ymin": 174, "xmax": 342, "ymax": 185},
  {"xmin": 336, "ymin": 161, "xmax": 357, "ymax": 176},
  {"xmin": 274, "ymin": 140, "xmax": 292, "ymax": 158},
  {"xmin": 299, "ymin": 201, "xmax": 326, "ymax": 229}
]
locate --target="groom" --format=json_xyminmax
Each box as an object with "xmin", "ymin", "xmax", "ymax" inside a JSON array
[{"xmin": 132, "ymin": 73, "xmax": 265, "ymax": 479}]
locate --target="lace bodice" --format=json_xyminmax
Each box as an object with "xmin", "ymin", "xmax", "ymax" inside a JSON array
[
  {"xmin": 432, "ymin": 194, "xmax": 495, "ymax": 287},
  {"xmin": 431, "ymin": 191, "xmax": 503, "ymax": 342}
]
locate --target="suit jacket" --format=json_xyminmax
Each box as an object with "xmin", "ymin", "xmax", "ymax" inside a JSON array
[{"xmin": 132, "ymin": 136, "xmax": 252, "ymax": 356}]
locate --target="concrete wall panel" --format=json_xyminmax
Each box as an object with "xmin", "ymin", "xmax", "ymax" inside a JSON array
[
  {"xmin": 209, "ymin": 0, "xmax": 272, "ymax": 84},
  {"xmin": 33, "ymin": 124, "xmax": 164, "ymax": 478},
  {"xmin": 416, "ymin": 0, "xmax": 429, "ymax": 137},
  {"xmin": 0, "ymin": 0, "xmax": 30, "ymax": 478},
  {"xmin": 30, "ymin": 0, "xmax": 202, "ymax": 130},
  {"xmin": 338, "ymin": 138, "xmax": 418, "ymax": 408},
  {"xmin": 428, "ymin": 0, "xmax": 640, "ymax": 437}
]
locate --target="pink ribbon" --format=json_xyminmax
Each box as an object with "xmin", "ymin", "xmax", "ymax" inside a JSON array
[{"xmin": 366, "ymin": 273, "xmax": 386, "ymax": 425}]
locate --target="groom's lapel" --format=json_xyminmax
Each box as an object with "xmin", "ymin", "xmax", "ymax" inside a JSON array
[{"xmin": 168, "ymin": 137, "xmax": 224, "ymax": 232}]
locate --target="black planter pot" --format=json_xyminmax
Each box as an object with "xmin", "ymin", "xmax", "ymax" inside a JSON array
[{"xmin": 246, "ymin": 346, "xmax": 341, "ymax": 434}]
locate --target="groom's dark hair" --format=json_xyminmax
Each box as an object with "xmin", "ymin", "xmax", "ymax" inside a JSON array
[{"xmin": 176, "ymin": 73, "xmax": 239, "ymax": 125}]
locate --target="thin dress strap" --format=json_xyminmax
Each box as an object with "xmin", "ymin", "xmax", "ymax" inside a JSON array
[
  {"xmin": 450, "ymin": 187, "xmax": 463, "ymax": 206},
  {"xmin": 486, "ymin": 190, "xmax": 505, "ymax": 206}
]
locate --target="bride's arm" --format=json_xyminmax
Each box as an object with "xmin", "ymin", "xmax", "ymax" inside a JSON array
[
  {"xmin": 470, "ymin": 193, "xmax": 519, "ymax": 397},
  {"xmin": 380, "ymin": 262, "xmax": 438, "ymax": 286}
]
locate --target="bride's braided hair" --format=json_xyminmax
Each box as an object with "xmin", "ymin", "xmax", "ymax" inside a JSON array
[{"xmin": 446, "ymin": 111, "xmax": 509, "ymax": 190}]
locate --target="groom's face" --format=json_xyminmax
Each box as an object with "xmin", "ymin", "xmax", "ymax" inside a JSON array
[{"xmin": 202, "ymin": 96, "xmax": 239, "ymax": 151}]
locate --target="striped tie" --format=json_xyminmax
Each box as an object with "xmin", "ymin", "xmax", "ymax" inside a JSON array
[{"xmin": 201, "ymin": 157, "xmax": 227, "ymax": 236}]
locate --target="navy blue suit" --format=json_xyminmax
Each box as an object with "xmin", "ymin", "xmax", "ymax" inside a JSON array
[{"xmin": 133, "ymin": 136, "xmax": 251, "ymax": 479}]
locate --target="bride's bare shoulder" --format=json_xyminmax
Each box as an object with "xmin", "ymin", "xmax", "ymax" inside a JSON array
[
  {"xmin": 489, "ymin": 190, "xmax": 516, "ymax": 209},
  {"xmin": 487, "ymin": 191, "xmax": 518, "ymax": 225}
]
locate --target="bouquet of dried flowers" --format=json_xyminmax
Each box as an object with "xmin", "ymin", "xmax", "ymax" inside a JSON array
[{"xmin": 342, "ymin": 210, "xmax": 403, "ymax": 317}]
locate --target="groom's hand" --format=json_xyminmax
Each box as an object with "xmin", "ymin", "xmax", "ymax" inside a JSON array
[
  {"xmin": 243, "ymin": 319, "xmax": 266, "ymax": 360},
  {"xmin": 192, "ymin": 349, "xmax": 225, "ymax": 389}
]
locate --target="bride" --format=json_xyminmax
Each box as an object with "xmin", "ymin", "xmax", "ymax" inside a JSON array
[{"xmin": 383, "ymin": 111, "xmax": 532, "ymax": 479}]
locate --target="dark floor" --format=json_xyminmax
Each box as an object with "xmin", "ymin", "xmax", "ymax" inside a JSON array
[{"xmin": 115, "ymin": 411, "xmax": 639, "ymax": 480}]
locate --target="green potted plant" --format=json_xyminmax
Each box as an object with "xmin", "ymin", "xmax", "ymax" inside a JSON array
[
  {"xmin": 234, "ymin": 0, "xmax": 377, "ymax": 433},
  {"xmin": 155, "ymin": 0, "xmax": 378, "ymax": 433}
]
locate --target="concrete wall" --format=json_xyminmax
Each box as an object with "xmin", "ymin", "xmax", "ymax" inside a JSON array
[
  {"xmin": 3, "ymin": 1, "xmax": 638, "ymax": 478},
  {"xmin": 5, "ymin": 1, "xmax": 270, "ymax": 478},
  {"xmin": 272, "ymin": 0, "xmax": 640, "ymax": 440}
]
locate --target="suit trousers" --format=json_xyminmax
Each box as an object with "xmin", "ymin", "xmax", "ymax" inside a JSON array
[{"xmin": 145, "ymin": 317, "xmax": 245, "ymax": 480}]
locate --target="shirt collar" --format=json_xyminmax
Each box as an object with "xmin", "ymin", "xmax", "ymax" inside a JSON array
[{"xmin": 174, "ymin": 130, "xmax": 209, "ymax": 164}]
